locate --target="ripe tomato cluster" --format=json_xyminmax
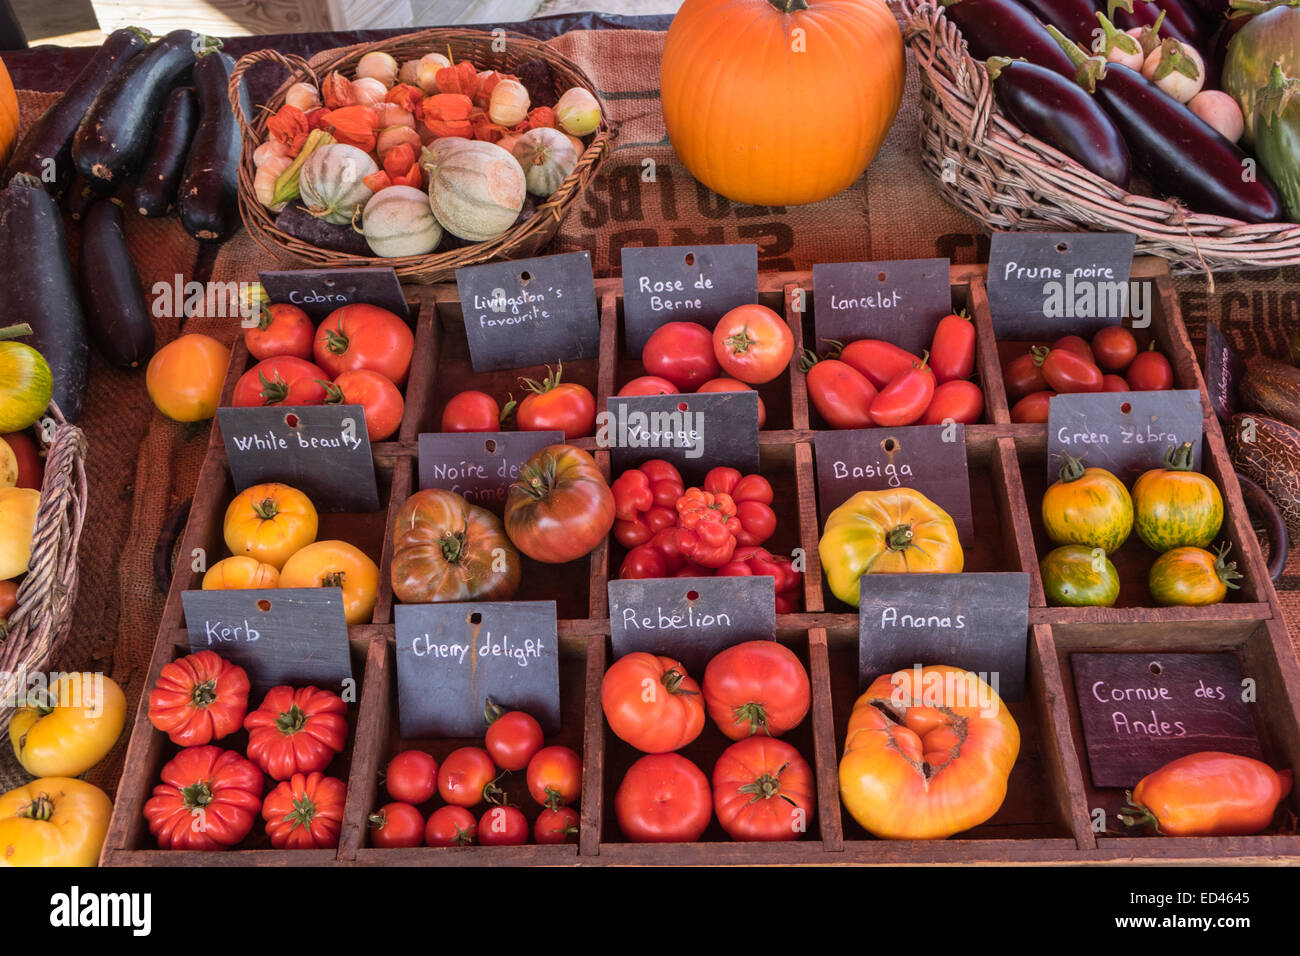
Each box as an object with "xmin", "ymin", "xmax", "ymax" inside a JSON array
[
  {"xmin": 601, "ymin": 641, "xmax": 816, "ymax": 842},
  {"xmin": 371, "ymin": 702, "xmax": 582, "ymax": 849},
  {"xmin": 1004, "ymin": 326, "xmax": 1174, "ymax": 423},
  {"xmin": 441, "ymin": 362, "xmax": 598, "ymax": 439},
  {"xmin": 804, "ymin": 313, "xmax": 983, "ymax": 429},
  {"xmin": 236, "ymin": 302, "xmax": 413, "ymax": 442}
]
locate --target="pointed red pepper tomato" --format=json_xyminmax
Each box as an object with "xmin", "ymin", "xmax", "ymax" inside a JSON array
[
  {"xmin": 929, "ymin": 312, "xmax": 976, "ymax": 384},
  {"xmin": 612, "ymin": 460, "xmax": 684, "ymax": 548},
  {"xmin": 314, "ymin": 303, "xmax": 414, "ymax": 387},
  {"xmin": 716, "ymin": 545, "xmax": 803, "ymax": 612},
  {"xmin": 261, "ymin": 771, "xmax": 348, "ymax": 850},
  {"xmin": 144, "ymin": 745, "xmax": 263, "ymax": 850},
  {"xmin": 232, "ymin": 356, "xmax": 331, "ymax": 407},
  {"xmin": 713, "ymin": 736, "xmax": 816, "ymax": 841},
  {"xmin": 1040, "ymin": 346, "xmax": 1104, "ymax": 394},
  {"xmin": 1119, "ymin": 752, "xmax": 1293, "ymax": 837},
  {"xmin": 673, "ymin": 486, "xmax": 740, "ymax": 568},
  {"xmin": 703, "ymin": 467, "xmax": 776, "ymax": 547},
  {"xmin": 147, "ymin": 650, "xmax": 250, "ymax": 747},
  {"xmin": 243, "ymin": 685, "xmax": 348, "ymax": 781},
  {"xmin": 870, "ymin": 353, "xmax": 936, "ymax": 427}
]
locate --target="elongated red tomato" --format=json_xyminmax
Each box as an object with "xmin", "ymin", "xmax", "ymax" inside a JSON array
[
  {"xmin": 1102, "ymin": 374, "xmax": 1130, "ymax": 393},
  {"xmin": 702, "ymin": 640, "xmax": 810, "ymax": 739},
  {"xmin": 838, "ymin": 339, "xmax": 919, "ymax": 390},
  {"xmin": 1011, "ymin": 390, "xmax": 1054, "ymax": 423},
  {"xmin": 713, "ymin": 737, "xmax": 815, "ymax": 842},
  {"xmin": 920, "ymin": 379, "xmax": 984, "ymax": 425},
  {"xmin": 930, "ymin": 313, "xmax": 975, "ymax": 384},
  {"xmin": 1127, "ymin": 347, "xmax": 1174, "ymax": 391},
  {"xmin": 1052, "ymin": 335, "xmax": 1094, "ymax": 364},
  {"xmin": 616, "ymin": 753, "xmax": 712, "ymax": 843},
  {"xmin": 803, "ymin": 355, "xmax": 875, "ymax": 429},
  {"xmin": 1041, "ymin": 348, "xmax": 1103, "ymax": 394},
  {"xmin": 1003, "ymin": 350, "xmax": 1048, "ymax": 402},
  {"xmin": 870, "ymin": 356, "xmax": 935, "ymax": 427},
  {"xmin": 1119, "ymin": 752, "xmax": 1292, "ymax": 837},
  {"xmin": 1092, "ymin": 326, "xmax": 1138, "ymax": 371}
]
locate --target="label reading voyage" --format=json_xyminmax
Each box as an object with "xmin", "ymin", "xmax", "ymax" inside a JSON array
[
  {"xmin": 417, "ymin": 430, "xmax": 563, "ymax": 512},
  {"xmin": 1046, "ymin": 390, "xmax": 1202, "ymax": 484},
  {"xmin": 620, "ymin": 244, "xmax": 758, "ymax": 353},
  {"xmin": 812, "ymin": 258, "xmax": 953, "ymax": 355},
  {"xmin": 605, "ymin": 391, "xmax": 760, "ymax": 482},
  {"xmin": 259, "ymin": 267, "xmax": 410, "ymax": 322}
]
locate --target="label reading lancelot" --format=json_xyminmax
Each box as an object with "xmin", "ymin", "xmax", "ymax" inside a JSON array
[{"xmin": 812, "ymin": 258, "xmax": 953, "ymax": 354}]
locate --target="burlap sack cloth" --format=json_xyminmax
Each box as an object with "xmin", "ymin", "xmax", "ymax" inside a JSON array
[{"xmin": 7, "ymin": 29, "xmax": 1300, "ymax": 794}]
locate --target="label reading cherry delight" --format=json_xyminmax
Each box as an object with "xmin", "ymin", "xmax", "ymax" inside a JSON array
[
  {"xmin": 259, "ymin": 267, "xmax": 410, "ymax": 323},
  {"xmin": 417, "ymin": 430, "xmax": 563, "ymax": 514}
]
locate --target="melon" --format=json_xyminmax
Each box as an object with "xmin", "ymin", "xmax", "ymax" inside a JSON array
[
  {"xmin": 299, "ymin": 144, "xmax": 378, "ymax": 225},
  {"xmin": 511, "ymin": 127, "xmax": 580, "ymax": 198},
  {"xmin": 422, "ymin": 138, "xmax": 525, "ymax": 242},
  {"xmin": 362, "ymin": 185, "xmax": 442, "ymax": 257}
]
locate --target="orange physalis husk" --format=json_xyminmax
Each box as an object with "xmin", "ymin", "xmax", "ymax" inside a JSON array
[
  {"xmin": 434, "ymin": 61, "xmax": 478, "ymax": 99},
  {"xmin": 524, "ymin": 106, "xmax": 557, "ymax": 130},
  {"xmin": 392, "ymin": 164, "xmax": 423, "ymax": 189},
  {"xmin": 321, "ymin": 71, "xmax": 355, "ymax": 109},
  {"xmin": 424, "ymin": 93, "xmax": 474, "ymax": 139},
  {"xmin": 385, "ymin": 83, "xmax": 423, "ymax": 113},
  {"xmin": 383, "ymin": 143, "xmax": 416, "ymax": 179},
  {"xmin": 473, "ymin": 71, "xmax": 518, "ymax": 110},
  {"xmin": 471, "ymin": 112, "xmax": 503, "ymax": 143},
  {"xmin": 267, "ymin": 104, "xmax": 309, "ymax": 153},
  {"xmin": 305, "ymin": 107, "xmax": 333, "ymax": 131},
  {"xmin": 363, "ymin": 170, "xmax": 392, "ymax": 193},
  {"xmin": 326, "ymin": 105, "xmax": 379, "ymax": 153}
]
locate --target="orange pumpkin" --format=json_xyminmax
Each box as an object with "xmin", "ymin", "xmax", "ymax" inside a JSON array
[
  {"xmin": 0, "ymin": 57, "xmax": 18, "ymax": 166},
  {"xmin": 660, "ymin": 0, "xmax": 905, "ymax": 206}
]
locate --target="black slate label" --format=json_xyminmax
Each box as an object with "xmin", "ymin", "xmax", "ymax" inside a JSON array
[
  {"xmin": 813, "ymin": 424, "xmax": 974, "ymax": 543},
  {"xmin": 218, "ymin": 404, "xmax": 380, "ymax": 513},
  {"xmin": 858, "ymin": 572, "xmax": 1031, "ymax": 701},
  {"xmin": 1046, "ymin": 390, "xmax": 1203, "ymax": 484},
  {"xmin": 182, "ymin": 588, "xmax": 353, "ymax": 690},
  {"xmin": 417, "ymin": 430, "xmax": 563, "ymax": 513},
  {"xmin": 1071, "ymin": 652, "xmax": 1263, "ymax": 788},
  {"xmin": 1204, "ymin": 321, "xmax": 1245, "ymax": 425},
  {"xmin": 620, "ymin": 244, "xmax": 758, "ymax": 354},
  {"xmin": 604, "ymin": 392, "xmax": 760, "ymax": 483},
  {"xmin": 812, "ymin": 258, "xmax": 952, "ymax": 355},
  {"xmin": 259, "ymin": 267, "xmax": 410, "ymax": 323},
  {"xmin": 609, "ymin": 576, "xmax": 775, "ymax": 677},
  {"xmin": 394, "ymin": 601, "xmax": 560, "ymax": 739},
  {"xmin": 986, "ymin": 232, "xmax": 1137, "ymax": 338},
  {"xmin": 456, "ymin": 252, "xmax": 600, "ymax": 372}
]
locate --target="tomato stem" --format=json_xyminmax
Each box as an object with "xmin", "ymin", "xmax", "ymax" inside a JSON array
[
  {"xmin": 886, "ymin": 525, "xmax": 915, "ymax": 551},
  {"xmin": 484, "ymin": 695, "xmax": 506, "ymax": 726},
  {"xmin": 324, "ymin": 327, "xmax": 349, "ymax": 355},
  {"xmin": 275, "ymin": 703, "xmax": 308, "ymax": 737},
  {"xmin": 181, "ymin": 781, "xmax": 214, "ymax": 811},
  {"xmin": 257, "ymin": 371, "xmax": 290, "ymax": 404},
  {"xmin": 797, "ymin": 347, "xmax": 822, "ymax": 373},
  {"xmin": 1163, "ymin": 441, "xmax": 1197, "ymax": 472},
  {"xmin": 251, "ymin": 498, "xmax": 280, "ymax": 520},
  {"xmin": 18, "ymin": 793, "xmax": 54, "ymax": 821},
  {"xmin": 1056, "ymin": 452, "xmax": 1088, "ymax": 484},
  {"xmin": 1117, "ymin": 792, "xmax": 1163, "ymax": 834},
  {"xmin": 661, "ymin": 668, "xmax": 699, "ymax": 697},
  {"xmin": 440, "ymin": 531, "xmax": 468, "ymax": 565},
  {"xmin": 737, "ymin": 765, "xmax": 788, "ymax": 805},
  {"xmin": 283, "ymin": 794, "xmax": 318, "ymax": 831},
  {"xmin": 732, "ymin": 701, "xmax": 771, "ymax": 736},
  {"xmin": 190, "ymin": 678, "xmax": 218, "ymax": 708},
  {"xmin": 0, "ymin": 323, "xmax": 34, "ymax": 342},
  {"xmin": 724, "ymin": 327, "xmax": 758, "ymax": 355}
]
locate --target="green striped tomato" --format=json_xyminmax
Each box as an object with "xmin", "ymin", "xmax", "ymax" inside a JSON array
[
  {"xmin": 1041, "ymin": 454, "xmax": 1132, "ymax": 553},
  {"xmin": 1132, "ymin": 444, "xmax": 1223, "ymax": 552},
  {"xmin": 1148, "ymin": 544, "xmax": 1242, "ymax": 607},
  {"xmin": 1041, "ymin": 545, "xmax": 1120, "ymax": 607}
]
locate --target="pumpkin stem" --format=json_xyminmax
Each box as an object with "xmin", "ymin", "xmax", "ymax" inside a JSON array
[
  {"xmin": 768, "ymin": 0, "xmax": 808, "ymax": 12},
  {"xmin": 0, "ymin": 323, "xmax": 34, "ymax": 342},
  {"xmin": 1057, "ymin": 452, "xmax": 1088, "ymax": 484}
]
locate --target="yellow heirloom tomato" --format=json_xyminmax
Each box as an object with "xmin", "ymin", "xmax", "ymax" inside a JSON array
[
  {"xmin": 9, "ymin": 672, "xmax": 126, "ymax": 777},
  {"xmin": 279, "ymin": 540, "xmax": 379, "ymax": 625},
  {"xmin": 223, "ymin": 482, "xmax": 318, "ymax": 569},
  {"xmin": 202, "ymin": 555, "xmax": 281, "ymax": 590},
  {"xmin": 0, "ymin": 486, "xmax": 39, "ymax": 580},
  {"xmin": 0, "ymin": 777, "xmax": 113, "ymax": 866}
]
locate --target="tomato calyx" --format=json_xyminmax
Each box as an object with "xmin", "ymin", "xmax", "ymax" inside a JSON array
[
  {"xmin": 1057, "ymin": 452, "xmax": 1089, "ymax": 484},
  {"xmin": 438, "ymin": 530, "xmax": 472, "ymax": 566},
  {"xmin": 319, "ymin": 379, "xmax": 346, "ymax": 404},
  {"xmin": 872, "ymin": 699, "xmax": 968, "ymax": 781},
  {"xmin": 1163, "ymin": 441, "xmax": 1197, "ymax": 473},
  {"xmin": 181, "ymin": 781, "xmax": 215, "ymax": 812},
  {"xmin": 797, "ymin": 347, "xmax": 823, "ymax": 373},
  {"xmin": 484, "ymin": 695, "xmax": 507, "ymax": 726},
  {"xmin": 737, "ymin": 763, "xmax": 798, "ymax": 807},
  {"xmin": 483, "ymin": 775, "xmax": 509, "ymax": 807},
  {"xmin": 281, "ymin": 794, "xmax": 319, "ymax": 832},
  {"xmin": 723, "ymin": 326, "xmax": 759, "ymax": 355},
  {"xmin": 732, "ymin": 701, "xmax": 772, "ymax": 736},
  {"xmin": 190, "ymin": 677, "xmax": 219, "ymax": 709},
  {"xmin": 323, "ymin": 327, "xmax": 350, "ymax": 356},
  {"xmin": 519, "ymin": 362, "xmax": 567, "ymax": 397},
  {"xmin": 499, "ymin": 394, "xmax": 517, "ymax": 424},
  {"xmin": 274, "ymin": 702, "xmax": 309, "ymax": 737},
  {"xmin": 251, "ymin": 497, "xmax": 281, "ymax": 520},
  {"xmin": 257, "ymin": 370, "xmax": 291, "ymax": 404},
  {"xmin": 514, "ymin": 454, "xmax": 563, "ymax": 501},
  {"xmin": 318, "ymin": 570, "xmax": 347, "ymax": 590},
  {"xmin": 543, "ymin": 786, "xmax": 569, "ymax": 812},
  {"xmin": 367, "ymin": 809, "xmax": 389, "ymax": 830},
  {"xmin": 18, "ymin": 792, "xmax": 54, "ymax": 821},
  {"xmin": 662, "ymin": 667, "xmax": 699, "ymax": 698},
  {"xmin": 1116, "ymin": 792, "xmax": 1163, "ymax": 834},
  {"xmin": 1213, "ymin": 542, "xmax": 1244, "ymax": 590},
  {"xmin": 886, "ymin": 524, "xmax": 915, "ymax": 551}
]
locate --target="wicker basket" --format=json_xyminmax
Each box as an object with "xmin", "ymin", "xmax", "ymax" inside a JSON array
[
  {"xmin": 227, "ymin": 28, "xmax": 613, "ymax": 285},
  {"xmin": 0, "ymin": 403, "xmax": 88, "ymax": 726},
  {"xmin": 896, "ymin": 0, "xmax": 1300, "ymax": 275}
]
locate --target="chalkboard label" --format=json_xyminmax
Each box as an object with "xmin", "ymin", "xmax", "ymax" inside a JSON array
[
  {"xmin": 417, "ymin": 430, "xmax": 563, "ymax": 513},
  {"xmin": 181, "ymin": 588, "xmax": 353, "ymax": 690},
  {"xmin": 1046, "ymin": 390, "xmax": 1202, "ymax": 484},
  {"xmin": 857, "ymin": 572, "xmax": 1030, "ymax": 701},
  {"xmin": 456, "ymin": 252, "xmax": 600, "ymax": 372},
  {"xmin": 260, "ymin": 267, "xmax": 410, "ymax": 323},
  {"xmin": 1204, "ymin": 321, "xmax": 1244, "ymax": 425},
  {"xmin": 813, "ymin": 424, "xmax": 973, "ymax": 543},
  {"xmin": 812, "ymin": 258, "xmax": 952, "ymax": 355},
  {"xmin": 1071, "ymin": 652, "xmax": 1263, "ymax": 788},
  {"xmin": 394, "ymin": 601, "xmax": 560, "ymax": 739},
  {"xmin": 609, "ymin": 576, "xmax": 775, "ymax": 677},
  {"xmin": 986, "ymin": 232, "xmax": 1137, "ymax": 338},
  {"xmin": 620, "ymin": 244, "xmax": 758, "ymax": 354},
  {"xmin": 604, "ymin": 391, "xmax": 760, "ymax": 482},
  {"xmin": 218, "ymin": 405, "xmax": 380, "ymax": 513}
]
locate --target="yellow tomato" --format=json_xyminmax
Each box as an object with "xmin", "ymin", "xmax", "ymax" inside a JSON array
[
  {"xmin": 0, "ymin": 486, "xmax": 39, "ymax": 580},
  {"xmin": 0, "ymin": 436, "xmax": 16, "ymax": 487},
  {"xmin": 9, "ymin": 672, "xmax": 126, "ymax": 777},
  {"xmin": 279, "ymin": 540, "xmax": 379, "ymax": 625},
  {"xmin": 202, "ymin": 555, "xmax": 281, "ymax": 590},
  {"xmin": 223, "ymin": 482, "xmax": 318, "ymax": 569},
  {"xmin": 0, "ymin": 777, "xmax": 113, "ymax": 866},
  {"xmin": 146, "ymin": 333, "xmax": 231, "ymax": 423}
]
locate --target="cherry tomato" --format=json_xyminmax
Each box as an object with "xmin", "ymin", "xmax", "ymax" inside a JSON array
[
  {"xmin": 1003, "ymin": 350, "xmax": 1048, "ymax": 402},
  {"xmin": 535, "ymin": 805, "xmax": 580, "ymax": 845},
  {"xmin": 920, "ymin": 379, "xmax": 984, "ymax": 425},
  {"xmin": 620, "ymin": 544, "xmax": 668, "ymax": 579},
  {"xmin": 1, "ymin": 431, "xmax": 43, "ymax": 489},
  {"xmin": 837, "ymin": 339, "xmax": 919, "ymax": 390},
  {"xmin": 324, "ymin": 369, "xmax": 404, "ymax": 442},
  {"xmin": 314, "ymin": 303, "xmax": 414, "ymax": 387},
  {"xmin": 0, "ymin": 580, "xmax": 17, "ymax": 620},
  {"xmin": 643, "ymin": 321, "xmax": 719, "ymax": 390},
  {"xmin": 803, "ymin": 355, "xmax": 876, "ymax": 429},
  {"xmin": 516, "ymin": 364, "xmax": 596, "ymax": 439},
  {"xmin": 696, "ymin": 377, "xmax": 767, "ymax": 428},
  {"xmin": 1091, "ymin": 325, "xmax": 1138, "ymax": 371},
  {"xmin": 1127, "ymin": 346, "xmax": 1174, "ymax": 391},
  {"xmin": 1040, "ymin": 347, "xmax": 1103, "ymax": 394},
  {"xmin": 245, "ymin": 302, "xmax": 314, "ymax": 361},
  {"xmin": 485, "ymin": 707, "xmax": 544, "ymax": 772},
  {"xmin": 425, "ymin": 805, "xmax": 477, "ymax": 846},
  {"xmin": 930, "ymin": 313, "xmax": 975, "ymax": 384},
  {"xmin": 231, "ymin": 356, "xmax": 330, "ymax": 407},
  {"xmin": 712, "ymin": 304, "xmax": 794, "ymax": 385},
  {"xmin": 527, "ymin": 745, "xmax": 582, "ymax": 808},
  {"xmin": 442, "ymin": 390, "xmax": 505, "ymax": 432},
  {"xmin": 1053, "ymin": 335, "xmax": 1095, "ymax": 364},
  {"xmin": 618, "ymin": 375, "xmax": 679, "ymax": 397},
  {"xmin": 1011, "ymin": 390, "xmax": 1055, "ymax": 423},
  {"xmin": 615, "ymin": 753, "xmax": 712, "ymax": 843},
  {"xmin": 478, "ymin": 805, "xmax": 529, "ymax": 846},
  {"xmin": 385, "ymin": 750, "xmax": 438, "ymax": 804},
  {"xmin": 438, "ymin": 747, "xmax": 499, "ymax": 807},
  {"xmin": 368, "ymin": 802, "xmax": 424, "ymax": 848},
  {"xmin": 1102, "ymin": 374, "xmax": 1130, "ymax": 393},
  {"xmin": 870, "ymin": 356, "xmax": 936, "ymax": 426}
]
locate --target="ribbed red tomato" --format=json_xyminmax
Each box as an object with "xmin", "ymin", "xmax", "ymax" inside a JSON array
[
  {"xmin": 144, "ymin": 746, "xmax": 262, "ymax": 850},
  {"xmin": 803, "ymin": 355, "xmax": 876, "ymax": 429},
  {"xmin": 615, "ymin": 753, "xmax": 712, "ymax": 843},
  {"xmin": 601, "ymin": 652, "xmax": 705, "ymax": 753},
  {"xmin": 232, "ymin": 356, "xmax": 330, "ymax": 407},
  {"xmin": 262, "ymin": 772, "xmax": 347, "ymax": 850},
  {"xmin": 243, "ymin": 684, "xmax": 347, "ymax": 781},
  {"xmin": 713, "ymin": 737, "xmax": 816, "ymax": 842},
  {"xmin": 702, "ymin": 640, "xmax": 810, "ymax": 740},
  {"xmin": 314, "ymin": 303, "xmax": 414, "ymax": 387}
]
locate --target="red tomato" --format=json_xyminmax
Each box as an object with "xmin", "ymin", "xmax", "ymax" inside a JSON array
[
  {"xmin": 643, "ymin": 321, "xmax": 719, "ymax": 390},
  {"xmin": 870, "ymin": 358, "xmax": 935, "ymax": 426},
  {"xmin": 838, "ymin": 339, "xmax": 919, "ymax": 390},
  {"xmin": 1127, "ymin": 347, "xmax": 1174, "ymax": 390},
  {"xmin": 386, "ymin": 750, "xmax": 438, "ymax": 804},
  {"xmin": 441, "ymin": 390, "xmax": 504, "ymax": 432},
  {"xmin": 325, "ymin": 369, "xmax": 404, "ymax": 442},
  {"xmin": 930, "ymin": 313, "xmax": 975, "ymax": 384},
  {"xmin": 1102, "ymin": 374, "xmax": 1130, "ymax": 393},
  {"xmin": 920, "ymin": 379, "xmax": 984, "ymax": 425},
  {"xmin": 425, "ymin": 805, "xmax": 477, "ymax": 846},
  {"xmin": 0, "ymin": 581, "xmax": 17, "ymax": 620},
  {"xmin": 478, "ymin": 805, "xmax": 529, "ymax": 846},
  {"xmin": 803, "ymin": 356, "xmax": 876, "ymax": 429},
  {"xmin": 601, "ymin": 653, "xmax": 705, "ymax": 754},
  {"xmin": 1091, "ymin": 325, "xmax": 1138, "ymax": 371},
  {"xmin": 527, "ymin": 745, "xmax": 582, "ymax": 808},
  {"xmin": 0, "ymin": 431, "xmax": 43, "ymax": 489},
  {"xmin": 1011, "ymin": 390, "xmax": 1055, "ymax": 423},
  {"xmin": 245, "ymin": 302, "xmax": 314, "ymax": 361},
  {"xmin": 1053, "ymin": 335, "xmax": 1095, "ymax": 364},
  {"xmin": 696, "ymin": 377, "xmax": 767, "ymax": 428},
  {"xmin": 712, "ymin": 304, "xmax": 794, "ymax": 385},
  {"xmin": 620, "ymin": 544, "xmax": 668, "ymax": 579},
  {"xmin": 314, "ymin": 304, "xmax": 415, "ymax": 387},
  {"xmin": 232, "ymin": 356, "xmax": 330, "ymax": 407},
  {"xmin": 615, "ymin": 753, "xmax": 712, "ymax": 843},
  {"xmin": 438, "ymin": 747, "xmax": 499, "ymax": 807},
  {"xmin": 1040, "ymin": 348, "xmax": 1103, "ymax": 394},
  {"xmin": 1003, "ymin": 350, "xmax": 1048, "ymax": 402},
  {"xmin": 516, "ymin": 364, "xmax": 596, "ymax": 439},
  {"xmin": 713, "ymin": 737, "xmax": 816, "ymax": 841},
  {"xmin": 485, "ymin": 707, "xmax": 544, "ymax": 772},
  {"xmin": 619, "ymin": 375, "xmax": 679, "ymax": 397},
  {"xmin": 702, "ymin": 640, "xmax": 811, "ymax": 739},
  {"xmin": 535, "ymin": 805, "xmax": 580, "ymax": 845},
  {"xmin": 368, "ymin": 802, "xmax": 424, "ymax": 848}
]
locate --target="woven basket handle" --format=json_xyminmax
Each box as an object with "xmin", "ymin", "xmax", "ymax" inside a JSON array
[
  {"xmin": 902, "ymin": 0, "xmax": 995, "ymax": 146},
  {"xmin": 227, "ymin": 49, "xmax": 317, "ymax": 143}
]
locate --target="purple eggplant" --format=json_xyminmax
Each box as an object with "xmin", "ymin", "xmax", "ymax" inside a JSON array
[
  {"xmin": 941, "ymin": 0, "xmax": 1080, "ymax": 76},
  {"xmin": 987, "ymin": 57, "xmax": 1132, "ymax": 187},
  {"xmin": 1017, "ymin": 0, "xmax": 1105, "ymax": 45},
  {"xmin": 1049, "ymin": 25, "xmax": 1282, "ymax": 221},
  {"xmin": 1107, "ymin": 0, "xmax": 1208, "ymax": 47}
]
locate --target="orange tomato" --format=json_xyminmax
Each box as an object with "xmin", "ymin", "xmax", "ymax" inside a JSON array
[
  {"xmin": 146, "ymin": 334, "xmax": 231, "ymax": 422},
  {"xmin": 1120, "ymin": 752, "xmax": 1293, "ymax": 837},
  {"xmin": 278, "ymin": 540, "xmax": 379, "ymax": 625},
  {"xmin": 0, "ymin": 579, "xmax": 17, "ymax": 620},
  {"xmin": 222, "ymin": 483, "xmax": 318, "ymax": 569},
  {"xmin": 202, "ymin": 556, "xmax": 281, "ymax": 590}
]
